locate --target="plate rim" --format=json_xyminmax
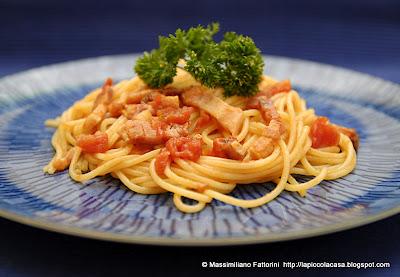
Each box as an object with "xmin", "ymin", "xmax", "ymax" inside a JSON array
[
  {"xmin": 0, "ymin": 53, "xmax": 399, "ymax": 246},
  {"xmin": 1, "ymin": 205, "xmax": 399, "ymax": 246}
]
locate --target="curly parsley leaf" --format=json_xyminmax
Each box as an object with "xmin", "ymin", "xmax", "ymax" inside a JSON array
[{"xmin": 134, "ymin": 23, "xmax": 264, "ymax": 97}]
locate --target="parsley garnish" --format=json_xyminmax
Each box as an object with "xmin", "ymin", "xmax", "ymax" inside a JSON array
[{"xmin": 134, "ymin": 23, "xmax": 264, "ymax": 97}]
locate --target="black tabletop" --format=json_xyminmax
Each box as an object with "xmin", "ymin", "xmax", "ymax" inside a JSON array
[{"xmin": 0, "ymin": 0, "xmax": 399, "ymax": 276}]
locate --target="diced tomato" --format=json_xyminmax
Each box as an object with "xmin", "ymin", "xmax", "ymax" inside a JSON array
[
  {"xmin": 157, "ymin": 106, "xmax": 193, "ymax": 125},
  {"xmin": 77, "ymin": 132, "xmax": 109, "ymax": 153},
  {"xmin": 310, "ymin": 117, "xmax": 340, "ymax": 148},
  {"xmin": 155, "ymin": 149, "xmax": 171, "ymax": 175},
  {"xmin": 166, "ymin": 137, "xmax": 202, "ymax": 161},
  {"xmin": 150, "ymin": 94, "xmax": 163, "ymax": 110},
  {"xmin": 195, "ymin": 110, "xmax": 211, "ymax": 130}
]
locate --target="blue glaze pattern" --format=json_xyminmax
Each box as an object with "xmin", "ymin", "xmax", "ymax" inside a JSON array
[{"xmin": 0, "ymin": 55, "xmax": 399, "ymax": 245}]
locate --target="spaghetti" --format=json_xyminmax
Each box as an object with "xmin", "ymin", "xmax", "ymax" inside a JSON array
[{"xmin": 44, "ymin": 69, "xmax": 358, "ymax": 213}]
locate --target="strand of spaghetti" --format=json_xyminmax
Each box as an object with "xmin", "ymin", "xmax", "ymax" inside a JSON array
[
  {"xmin": 291, "ymin": 136, "xmax": 356, "ymax": 179},
  {"xmin": 164, "ymin": 165, "xmax": 208, "ymax": 190},
  {"xmin": 201, "ymin": 123, "xmax": 219, "ymax": 147},
  {"xmin": 64, "ymin": 130, "xmax": 76, "ymax": 146},
  {"xmin": 286, "ymin": 93, "xmax": 297, "ymax": 152},
  {"xmin": 193, "ymin": 126, "xmax": 308, "ymax": 180},
  {"xmin": 100, "ymin": 117, "xmax": 117, "ymax": 132},
  {"xmin": 318, "ymin": 146, "xmax": 341, "ymax": 153},
  {"xmin": 45, "ymin": 118, "xmax": 60, "ymax": 127},
  {"xmin": 121, "ymin": 168, "xmax": 148, "ymax": 176},
  {"xmin": 307, "ymin": 147, "xmax": 346, "ymax": 158},
  {"xmin": 198, "ymin": 146, "xmax": 280, "ymax": 170},
  {"xmin": 285, "ymin": 167, "xmax": 328, "ymax": 191},
  {"xmin": 287, "ymin": 175, "xmax": 307, "ymax": 197},
  {"xmin": 60, "ymin": 118, "xmax": 85, "ymax": 128},
  {"xmin": 242, "ymin": 134, "xmax": 258, "ymax": 151},
  {"xmin": 69, "ymin": 148, "xmax": 160, "ymax": 182},
  {"xmin": 94, "ymin": 145, "xmax": 132, "ymax": 160},
  {"xmin": 203, "ymin": 139, "xmax": 289, "ymax": 208},
  {"xmin": 299, "ymin": 156, "xmax": 319, "ymax": 176},
  {"xmin": 243, "ymin": 109, "xmax": 260, "ymax": 117},
  {"xmin": 306, "ymin": 155, "xmax": 345, "ymax": 165},
  {"xmin": 324, "ymin": 135, "xmax": 356, "ymax": 179},
  {"xmin": 115, "ymin": 171, "xmax": 165, "ymax": 194},
  {"xmin": 173, "ymin": 194, "xmax": 206, "ymax": 213},
  {"xmin": 149, "ymin": 160, "xmax": 212, "ymax": 203},
  {"xmin": 130, "ymin": 175, "xmax": 153, "ymax": 183},
  {"xmin": 173, "ymin": 160, "xmax": 236, "ymax": 192},
  {"xmin": 236, "ymin": 116, "xmax": 249, "ymax": 142}
]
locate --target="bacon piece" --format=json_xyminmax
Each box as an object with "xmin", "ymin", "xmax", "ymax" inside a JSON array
[
  {"xmin": 182, "ymin": 86, "xmax": 244, "ymax": 136},
  {"xmin": 82, "ymin": 78, "xmax": 115, "ymax": 134},
  {"xmin": 140, "ymin": 90, "xmax": 162, "ymax": 103},
  {"xmin": 131, "ymin": 143, "xmax": 155, "ymax": 155},
  {"xmin": 77, "ymin": 132, "xmax": 109, "ymax": 153},
  {"xmin": 263, "ymin": 79, "xmax": 291, "ymax": 97},
  {"xmin": 211, "ymin": 137, "xmax": 246, "ymax": 160},
  {"xmin": 123, "ymin": 120, "xmax": 162, "ymax": 145},
  {"xmin": 151, "ymin": 94, "xmax": 180, "ymax": 110},
  {"xmin": 310, "ymin": 117, "xmax": 340, "ymax": 148},
  {"xmin": 82, "ymin": 103, "xmax": 107, "ymax": 134},
  {"xmin": 126, "ymin": 89, "xmax": 155, "ymax": 104},
  {"xmin": 334, "ymin": 124, "xmax": 359, "ymax": 150},
  {"xmin": 93, "ymin": 78, "xmax": 113, "ymax": 109},
  {"xmin": 130, "ymin": 88, "xmax": 182, "ymax": 106},
  {"xmin": 248, "ymin": 137, "xmax": 274, "ymax": 160},
  {"xmin": 159, "ymin": 87, "xmax": 183, "ymax": 96},
  {"xmin": 108, "ymin": 101, "xmax": 124, "ymax": 117},
  {"xmin": 52, "ymin": 148, "xmax": 74, "ymax": 171},
  {"xmin": 123, "ymin": 104, "xmax": 153, "ymax": 119},
  {"xmin": 246, "ymin": 95, "xmax": 285, "ymax": 140},
  {"xmin": 134, "ymin": 109, "xmax": 152, "ymax": 122}
]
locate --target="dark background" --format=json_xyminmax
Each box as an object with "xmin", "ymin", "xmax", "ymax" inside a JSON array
[{"xmin": 0, "ymin": 0, "xmax": 399, "ymax": 276}]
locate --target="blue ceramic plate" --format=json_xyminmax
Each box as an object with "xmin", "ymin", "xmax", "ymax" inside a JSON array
[{"xmin": 0, "ymin": 55, "xmax": 399, "ymax": 246}]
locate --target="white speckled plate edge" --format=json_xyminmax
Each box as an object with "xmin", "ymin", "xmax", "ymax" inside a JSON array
[{"xmin": 0, "ymin": 54, "xmax": 399, "ymax": 246}]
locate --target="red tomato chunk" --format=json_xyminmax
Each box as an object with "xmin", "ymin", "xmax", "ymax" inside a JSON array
[
  {"xmin": 77, "ymin": 132, "xmax": 109, "ymax": 153},
  {"xmin": 166, "ymin": 137, "xmax": 202, "ymax": 161},
  {"xmin": 157, "ymin": 106, "xmax": 193, "ymax": 124},
  {"xmin": 310, "ymin": 117, "xmax": 340, "ymax": 148},
  {"xmin": 195, "ymin": 110, "xmax": 211, "ymax": 130},
  {"xmin": 155, "ymin": 149, "xmax": 171, "ymax": 175}
]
